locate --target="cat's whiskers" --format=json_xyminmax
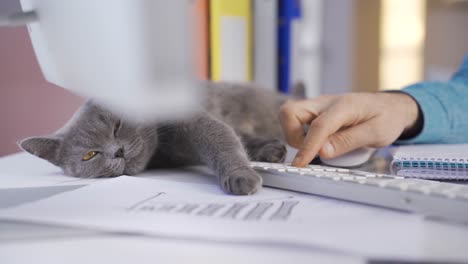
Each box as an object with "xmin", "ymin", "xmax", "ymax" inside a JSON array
[
  {"xmin": 99, "ymin": 158, "xmax": 125, "ymax": 178},
  {"xmin": 140, "ymin": 128, "xmax": 159, "ymax": 138},
  {"xmin": 156, "ymin": 130, "xmax": 173, "ymax": 137},
  {"xmin": 98, "ymin": 168, "xmax": 112, "ymax": 178},
  {"xmin": 126, "ymin": 138, "xmax": 143, "ymax": 157},
  {"xmin": 155, "ymin": 126, "xmax": 176, "ymax": 136}
]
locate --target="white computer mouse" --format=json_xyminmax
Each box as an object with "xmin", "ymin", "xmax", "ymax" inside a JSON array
[{"xmin": 320, "ymin": 147, "xmax": 376, "ymax": 168}]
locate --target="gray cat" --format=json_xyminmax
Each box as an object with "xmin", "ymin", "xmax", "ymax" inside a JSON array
[{"xmin": 19, "ymin": 81, "xmax": 290, "ymax": 195}]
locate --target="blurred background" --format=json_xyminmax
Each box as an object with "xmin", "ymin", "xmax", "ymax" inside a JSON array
[{"xmin": 0, "ymin": 0, "xmax": 467, "ymax": 156}]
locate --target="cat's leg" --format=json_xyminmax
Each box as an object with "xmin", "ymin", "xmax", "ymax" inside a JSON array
[
  {"xmin": 241, "ymin": 135, "xmax": 287, "ymax": 163},
  {"xmin": 179, "ymin": 114, "xmax": 262, "ymax": 195}
]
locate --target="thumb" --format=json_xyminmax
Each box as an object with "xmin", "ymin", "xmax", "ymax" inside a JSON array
[{"xmin": 319, "ymin": 123, "xmax": 373, "ymax": 159}]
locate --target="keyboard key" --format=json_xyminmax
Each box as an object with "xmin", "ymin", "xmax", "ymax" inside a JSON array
[
  {"xmin": 342, "ymin": 176, "xmax": 367, "ymax": 184},
  {"xmin": 310, "ymin": 168, "xmax": 325, "ymax": 172},
  {"xmin": 315, "ymin": 173, "xmax": 341, "ymax": 181},
  {"xmin": 351, "ymin": 171, "xmax": 377, "ymax": 177},
  {"xmin": 305, "ymin": 172, "xmax": 326, "ymax": 178},
  {"xmin": 376, "ymin": 174, "xmax": 404, "ymax": 180},
  {"xmin": 362, "ymin": 178, "xmax": 388, "ymax": 187},
  {"xmin": 426, "ymin": 184, "xmax": 461, "ymax": 198},
  {"xmin": 407, "ymin": 185, "xmax": 433, "ymax": 195},
  {"xmin": 382, "ymin": 180, "xmax": 408, "ymax": 191},
  {"xmin": 399, "ymin": 179, "xmax": 436, "ymax": 193}
]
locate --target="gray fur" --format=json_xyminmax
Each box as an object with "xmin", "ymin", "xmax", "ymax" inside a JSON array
[{"xmin": 19, "ymin": 81, "xmax": 289, "ymax": 195}]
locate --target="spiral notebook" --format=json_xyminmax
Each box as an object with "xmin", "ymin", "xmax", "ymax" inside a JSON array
[{"xmin": 391, "ymin": 144, "xmax": 468, "ymax": 180}]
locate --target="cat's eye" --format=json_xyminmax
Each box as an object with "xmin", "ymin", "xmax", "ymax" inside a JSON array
[
  {"xmin": 113, "ymin": 120, "xmax": 121, "ymax": 137},
  {"xmin": 82, "ymin": 151, "xmax": 98, "ymax": 161}
]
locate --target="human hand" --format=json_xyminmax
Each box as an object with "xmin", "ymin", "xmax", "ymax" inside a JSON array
[{"xmin": 279, "ymin": 92, "xmax": 421, "ymax": 167}]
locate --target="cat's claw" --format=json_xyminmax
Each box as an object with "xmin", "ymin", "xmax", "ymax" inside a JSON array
[{"xmin": 221, "ymin": 168, "xmax": 263, "ymax": 195}]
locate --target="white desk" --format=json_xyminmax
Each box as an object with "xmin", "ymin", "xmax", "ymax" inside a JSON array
[{"xmin": 1, "ymin": 152, "xmax": 467, "ymax": 264}]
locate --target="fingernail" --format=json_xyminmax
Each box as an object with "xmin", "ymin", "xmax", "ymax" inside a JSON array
[
  {"xmin": 292, "ymin": 155, "xmax": 303, "ymax": 167},
  {"xmin": 323, "ymin": 142, "xmax": 335, "ymax": 156}
]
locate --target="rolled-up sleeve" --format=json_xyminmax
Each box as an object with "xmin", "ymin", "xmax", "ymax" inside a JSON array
[{"xmin": 396, "ymin": 55, "xmax": 468, "ymax": 144}]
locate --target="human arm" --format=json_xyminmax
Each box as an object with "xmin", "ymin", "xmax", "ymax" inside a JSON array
[
  {"xmin": 280, "ymin": 55, "xmax": 468, "ymax": 167},
  {"xmin": 397, "ymin": 55, "xmax": 468, "ymax": 144},
  {"xmin": 279, "ymin": 92, "xmax": 421, "ymax": 167}
]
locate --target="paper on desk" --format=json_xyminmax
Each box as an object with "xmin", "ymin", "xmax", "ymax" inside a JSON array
[
  {"xmin": 0, "ymin": 235, "xmax": 362, "ymax": 264},
  {"xmin": 1, "ymin": 175, "xmax": 468, "ymax": 261},
  {"xmin": 0, "ymin": 172, "xmax": 102, "ymax": 189},
  {"xmin": 0, "ymin": 153, "xmax": 101, "ymax": 188},
  {"xmin": 0, "ymin": 153, "xmax": 218, "ymax": 189}
]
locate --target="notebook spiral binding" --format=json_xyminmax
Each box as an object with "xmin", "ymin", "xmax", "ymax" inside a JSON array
[{"xmin": 392, "ymin": 157, "xmax": 468, "ymax": 170}]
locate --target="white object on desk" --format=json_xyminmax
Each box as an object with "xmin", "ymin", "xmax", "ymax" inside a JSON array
[
  {"xmin": 0, "ymin": 153, "xmax": 101, "ymax": 189},
  {"xmin": 2, "ymin": 175, "xmax": 468, "ymax": 262},
  {"xmin": 253, "ymin": 162, "xmax": 468, "ymax": 225},
  {"xmin": 321, "ymin": 147, "xmax": 377, "ymax": 167},
  {"xmin": 0, "ymin": 235, "xmax": 361, "ymax": 264},
  {"xmin": 17, "ymin": 0, "xmax": 200, "ymax": 120}
]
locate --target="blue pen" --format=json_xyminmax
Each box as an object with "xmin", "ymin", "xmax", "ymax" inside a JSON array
[{"xmin": 278, "ymin": 0, "xmax": 302, "ymax": 94}]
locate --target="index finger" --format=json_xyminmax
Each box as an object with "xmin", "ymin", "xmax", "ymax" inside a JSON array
[
  {"xmin": 292, "ymin": 105, "xmax": 354, "ymax": 167},
  {"xmin": 279, "ymin": 98, "xmax": 333, "ymax": 148},
  {"xmin": 279, "ymin": 101, "xmax": 314, "ymax": 148}
]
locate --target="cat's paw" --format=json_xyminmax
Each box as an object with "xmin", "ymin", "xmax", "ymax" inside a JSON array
[
  {"xmin": 251, "ymin": 139, "xmax": 287, "ymax": 163},
  {"xmin": 220, "ymin": 168, "xmax": 263, "ymax": 195}
]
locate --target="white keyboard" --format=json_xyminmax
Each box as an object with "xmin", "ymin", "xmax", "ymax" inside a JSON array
[{"xmin": 251, "ymin": 162, "xmax": 468, "ymax": 225}]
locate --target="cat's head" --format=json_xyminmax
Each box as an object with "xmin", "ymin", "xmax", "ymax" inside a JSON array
[{"xmin": 19, "ymin": 101, "xmax": 158, "ymax": 178}]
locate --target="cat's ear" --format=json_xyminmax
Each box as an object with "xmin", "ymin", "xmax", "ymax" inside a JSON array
[{"xmin": 18, "ymin": 136, "xmax": 62, "ymax": 166}]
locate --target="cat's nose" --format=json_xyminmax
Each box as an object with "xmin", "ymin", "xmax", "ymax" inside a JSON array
[{"xmin": 114, "ymin": 148, "xmax": 124, "ymax": 158}]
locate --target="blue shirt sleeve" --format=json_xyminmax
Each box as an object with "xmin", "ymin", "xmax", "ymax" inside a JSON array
[{"xmin": 396, "ymin": 55, "xmax": 468, "ymax": 144}]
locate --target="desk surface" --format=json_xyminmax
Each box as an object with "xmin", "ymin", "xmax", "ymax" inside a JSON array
[{"xmin": 1, "ymin": 150, "xmax": 467, "ymax": 264}]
